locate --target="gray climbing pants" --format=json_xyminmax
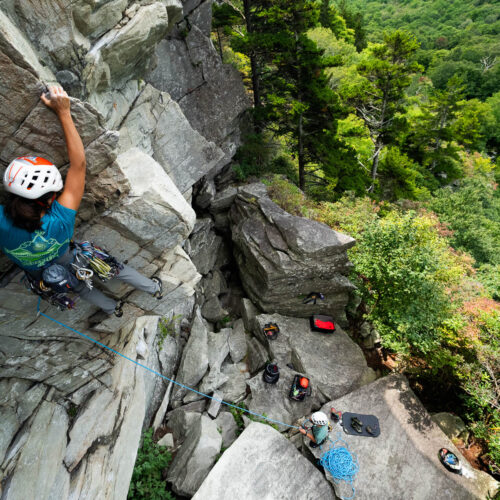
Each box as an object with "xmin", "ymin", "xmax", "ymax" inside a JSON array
[
  {"xmin": 75, "ymin": 264, "xmax": 159, "ymax": 314},
  {"xmin": 53, "ymin": 248, "xmax": 160, "ymax": 315}
]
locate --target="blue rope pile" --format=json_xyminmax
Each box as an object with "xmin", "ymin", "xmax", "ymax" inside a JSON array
[{"xmin": 319, "ymin": 433, "xmax": 359, "ymax": 500}]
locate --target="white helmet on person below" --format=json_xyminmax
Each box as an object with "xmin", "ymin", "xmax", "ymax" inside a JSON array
[
  {"xmin": 311, "ymin": 411, "xmax": 329, "ymax": 426},
  {"xmin": 3, "ymin": 156, "xmax": 63, "ymax": 199}
]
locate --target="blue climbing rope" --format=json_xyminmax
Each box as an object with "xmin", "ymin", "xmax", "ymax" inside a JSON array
[
  {"xmin": 35, "ymin": 298, "xmax": 300, "ymax": 430},
  {"xmin": 319, "ymin": 433, "xmax": 359, "ymax": 500}
]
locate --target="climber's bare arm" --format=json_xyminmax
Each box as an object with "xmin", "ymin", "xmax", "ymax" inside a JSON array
[
  {"xmin": 299, "ymin": 428, "xmax": 316, "ymax": 442},
  {"xmin": 41, "ymin": 86, "xmax": 86, "ymax": 211}
]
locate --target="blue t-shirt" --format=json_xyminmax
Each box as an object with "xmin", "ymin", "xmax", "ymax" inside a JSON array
[
  {"xmin": 313, "ymin": 424, "xmax": 329, "ymax": 445},
  {"xmin": 0, "ymin": 201, "xmax": 76, "ymax": 271}
]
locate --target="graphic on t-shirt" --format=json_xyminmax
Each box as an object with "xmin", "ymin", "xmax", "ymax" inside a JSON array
[{"xmin": 4, "ymin": 231, "xmax": 69, "ymax": 267}]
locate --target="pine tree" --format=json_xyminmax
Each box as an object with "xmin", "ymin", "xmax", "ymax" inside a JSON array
[{"xmin": 353, "ymin": 30, "xmax": 422, "ymax": 191}]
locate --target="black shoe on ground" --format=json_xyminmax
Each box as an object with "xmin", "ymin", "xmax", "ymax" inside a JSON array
[
  {"xmin": 151, "ymin": 277, "xmax": 163, "ymax": 300},
  {"xmin": 114, "ymin": 301, "xmax": 124, "ymax": 318}
]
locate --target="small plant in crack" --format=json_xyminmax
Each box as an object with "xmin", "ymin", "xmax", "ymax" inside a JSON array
[{"xmin": 158, "ymin": 315, "xmax": 182, "ymax": 350}]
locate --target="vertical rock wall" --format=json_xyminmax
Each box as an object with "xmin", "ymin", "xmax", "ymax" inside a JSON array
[{"xmin": 0, "ymin": 1, "xmax": 248, "ymax": 498}]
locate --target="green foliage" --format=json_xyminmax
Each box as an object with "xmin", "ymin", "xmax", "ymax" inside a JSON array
[
  {"xmin": 348, "ymin": 0, "xmax": 500, "ymax": 99},
  {"xmin": 158, "ymin": 315, "xmax": 181, "ymax": 350},
  {"xmin": 228, "ymin": 401, "xmax": 280, "ymax": 433},
  {"xmin": 128, "ymin": 429, "xmax": 174, "ymax": 500},
  {"xmin": 428, "ymin": 156, "xmax": 500, "ymax": 266}
]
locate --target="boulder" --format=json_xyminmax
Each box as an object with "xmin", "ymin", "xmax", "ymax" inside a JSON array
[
  {"xmin": 246, "ymin": 337, "xmax": 268, "ymax": 374},
  {"xmin": 148, "ymin": 22, "xmax": 249, "ymax": 150},
  {"xmin": 254, "ymin": 314, "xmax": 370, "ymax": 401},
  {"xmin": 432, "ymin": 412, "xmax": 469, "ymax": 441},
  {"xmin": 230, "ymin": 184, "xmax": 356, "ymax": 325},
  {"xmin": 192, "ymin": 423, "xmax": 335, "ymax": 500},
  {"xmin": 171, "ymin": 307, "xmax": 209, "ymax": 404},
  {"xmin": 103, "ymin": 148, "xmax": 196, "ymax": 257},
  {"xmin": 118, "ymin": 84, "xmax": 225, "ymax": 194},
  {"xmin": 220, "ymin": 362, "xmax": 250, "ymax": 403},
  {"xmin": 186, "ymin": 218, "xmax": 223, "ymax": 275},
  {"xmin": 199, "ymin": 329, "xmax": 231, "ymax": 394},
  {"xmin": 215, "ymin": 411, "xmax": 239, "ymax": 448},
  {"xmin": 228, "ymin": 319, "xmax": 247, "ymax": 363},
  {"xmin": 305, "ymin": 375, "xmax": 499, "ymax": 500},
  {"xmin": 167, "ymin": 415, "xmax": 222, "ymax": 497}
]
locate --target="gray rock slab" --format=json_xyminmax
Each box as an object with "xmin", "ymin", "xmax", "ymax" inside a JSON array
[
  {"xmin": 246, "ymin": 366, "xmax": 323, "ymax": 432},
  {"xmin": 306, "ymin": 375, "xmax": 499, "ymax": 500},
  {"xmin": 215, "ymin": 411, "xmax": 239, "ymax": 448},
  {"xmin": 230, "ymin": 184, "xmax": 356, "ymax": 323},
  {"xmin": 118, "ymin": 84, "xmax": 224, "ymax": 194},
  {"xmin": 254, "ymin": 313, "xmax": 368, "ymax": 401},
  {"xmin": 193, "ymin": 422, "xmax": 335, "ymax": 500},
  {"xmin": 157, "ymin": 433, "xmax": 174, "ymax": 448},
  {"xmin": 105, "ymin": 148, "xmax": 196, "ymax": 257},
  {"xmin": 246, "ymin": 337, "xmax": 268, "ymax": 375},
  {"xmin": 167, "ymin": 415, "xmax": 222, "ymax": 497},
  {"xmin": 207, "ymin": 391, "xmax": 224, "ymax": 419},
  {"xmin": 186, "ymin": 218, "xmax": 222, "ymax": 275},
  {"xmin": 432, "ymin": 412, "xmax": 469, "ymax": 440},
  {"xmin": 228, "ymin": 319, "xmax": 247, "ymax": 363},
  {"xmin": 2, "ymin": 401, "xmax": 69, "ymax": 500},
  {"xmin": 171, "ymin": 308, "xmax": 209, "ymax": 403},
  {"xmin": 220, "ymin": 362, "xmax": 250, "ymax": 403},
  {"xmin": 241, "ymin": 297, "xmax": 259, "ymax": 332}
]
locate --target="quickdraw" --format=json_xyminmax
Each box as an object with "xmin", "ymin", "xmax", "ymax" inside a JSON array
[{"xmin": 74, "ymin": 241, "xmax": 123, "ymax": 282}]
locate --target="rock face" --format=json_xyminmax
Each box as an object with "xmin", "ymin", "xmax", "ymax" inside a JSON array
[
  {"xmin": 0, "ymin": 0, "xmax": 247, "ymax": 498},
  {"xmin": 167, "ymin": 415, "xmax": 222, "ymax": 497},
  {"xmin": 230, "ymin": 183, "xmax": 356, "ymax": 325},
  {"xmin": 305, "ymin": 375, "xmax": 499, "ymax": 500},
  {"xmin": 193, "ymin": 422, "xmax": 335, "ymax": 500}
]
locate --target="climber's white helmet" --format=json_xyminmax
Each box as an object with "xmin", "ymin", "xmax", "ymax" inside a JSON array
[
  {"xmin": 3, "ymin": 156, "xmax": 63, "ymax": 199},
  {"xmin": 311, "ymin": 411, "xmax": 329, "ymax": 426}
]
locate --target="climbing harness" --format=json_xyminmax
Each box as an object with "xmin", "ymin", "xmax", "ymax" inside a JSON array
[
  {"xmin": 263, "ymin": 363, "xmax": 280, "ymax": 384},
  {"xmin": 303, "ymin": 292, "xmax": 325, "ymax": 305},
  {"xmin": 263, "ymin": 322, "xmax": 279, "ymax": 340},
  {"xmin": 289, "ymin": 374, "xmax": 311, "ymax": 401},
  {"xmin": 310, "ymin": 314, "xmax": 336, "ymax": 333},
  {"xmin": 73, "ymin": 241, "xmax": 123, "ymax": 282},
  {"xmin": 319, "ymin": 433, "xmax": 359, "ymax": 500},
  {"xmin": 439, "ymin": 448, "xmax": 462, "ymax": 475},
  {"xmin": 34, "ymin": 298, "xmax": 302, "ymax": 431},
  {"xmin": 23, "ymin": 273, "xmax": 76, "ymax": 311}
]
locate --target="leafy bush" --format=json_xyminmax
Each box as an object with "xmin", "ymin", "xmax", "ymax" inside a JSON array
[{"xmin": 128, "ymin": 429, "xmax": 174, "ymax": 500}]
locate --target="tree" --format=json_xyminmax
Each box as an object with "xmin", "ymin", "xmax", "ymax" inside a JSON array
[
  {"xmin": 351, "ymin": 31, "xmax": 422, "ymax": 191},
  {"xmin": 336, "ymin": 0, "xmax": 367, "ymax": 52},
  {"xmin": 232, "ymin": 0, "xmax": 353, "ymax": 191},
  {"xmin": 403, "ymin": 76, "xmax": 464, "ymax": 185},
  {"xmin": 319, "ymin": 0, "xmax": 354, "ymax": 44}
]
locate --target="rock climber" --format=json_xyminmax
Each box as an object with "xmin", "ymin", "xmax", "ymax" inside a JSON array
[
  {"xmin": 0, "ymin": 85, "xmax": 162, "ymax": 316},
  {"xmin": 299, "ymin": 411, "xmax": 331, "ymax": 448}
]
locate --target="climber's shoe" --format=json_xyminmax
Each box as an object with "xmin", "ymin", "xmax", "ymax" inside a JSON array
[
  {"xmin": 151, "ymin": 277, "xmax": 163, "ymax": 300},
  {"xmin": 351, "ymin": 417, "xmax": 363, "ymax": 433},
  {"xmin": 114, "ymin": 300, "xmax": 124, "ymax": 318}
]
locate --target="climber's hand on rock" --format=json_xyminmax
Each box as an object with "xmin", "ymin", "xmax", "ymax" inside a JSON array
[{"xmin": 41, "ymin": 85, "xmax": 70, "ymax": 116}]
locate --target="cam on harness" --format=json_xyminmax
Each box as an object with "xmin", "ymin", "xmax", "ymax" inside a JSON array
[{"xmin": 23, "ymin": 241, "xmax": 123, "ymax": 311}]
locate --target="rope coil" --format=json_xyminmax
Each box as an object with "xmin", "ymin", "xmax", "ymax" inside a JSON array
[{"xmin": 319, "ymin": 433, "xmax": 359, "ymax": 500}]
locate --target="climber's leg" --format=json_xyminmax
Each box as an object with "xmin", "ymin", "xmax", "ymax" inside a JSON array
[
  {"xmin": 76, "ymin": 283, "xmax": 117, "ymax": 315},
  {"xmin": 114, "ymin": 264, "xmax": 160, "ymax": 295}
]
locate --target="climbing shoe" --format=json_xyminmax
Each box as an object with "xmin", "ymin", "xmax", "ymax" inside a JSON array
[
  {"xmin": 114, "ymin": 301, "xmax": 124, "ymax": 318},
  {"xmin": 151, "ymin": 277, "xmax": 163, "ymax": 300},
  {"xmin": 351, "ymin": 417, "xmax": 363, "ymax": 433}
]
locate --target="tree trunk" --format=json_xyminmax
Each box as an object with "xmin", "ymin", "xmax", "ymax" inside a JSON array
[
  {"xmin": 243, "ymin": 0, "xmax": 261, "ymax": 132},
  {"xmin": 298, "ymin": 113, "xmax": 305, "ymax": 191},
  {"xmin": 216, "ymin": 28, "xmax": 223, "ymax": 61}
]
